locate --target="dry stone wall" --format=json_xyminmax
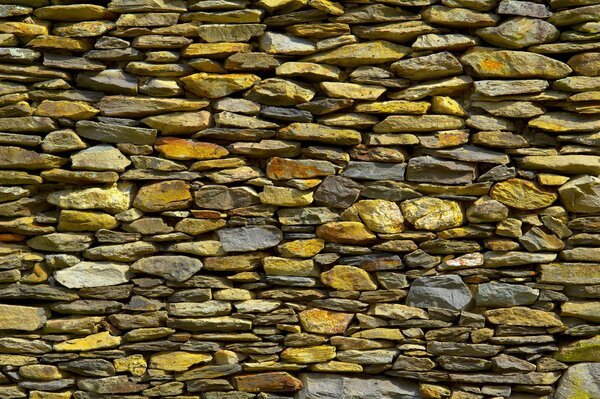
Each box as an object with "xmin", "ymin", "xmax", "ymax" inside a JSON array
[{"xmin": 0, "ymin": 0, "xmax": 600, "ymax": 398}]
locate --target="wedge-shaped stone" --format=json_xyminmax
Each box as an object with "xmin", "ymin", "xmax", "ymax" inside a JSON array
[
  {"xmin": 97, "ymin": 95, "xmax": 208, "ymax": 117},
  {"xmin": 35, "ymin": 100, "xmax": 99, "ymax": 120},
  {"xmin": 245, "ymin": 78, "xmax": 316, "ymax": 106},
  {"xmin": 549, "ymin": 3, "xmax": 600, "ymax": 26},
  {"xmin": 181, "ymin": 73, "xmax": 260, "ymax": 98},
  {"xmin": 260, "ymin": 32, "xmax": 316, "ymax": 55},
  {"xmin": 302, "ymin": 41, "xmax": 410, "ymax": 67},
  {"xmin": 155, "ymin": 137, "xmax": 229, "ymax": 160},
  {"xmin": 374, "ymin": 115, "xmax": 464, "ymax": 133},
  {"xmin": 131, "ymin": 256, "xmax": 203, "ymax": 282},
  {"xmin": 0, "ymin": 305, "xmax": 47, "ymax": 331},
  {"xmin": 55, "ymin": 262, "xmax": 131, "ymax": 289},
  {"xmin": 391, "ymin": 51, "xmax": 462, "ymax": 81},
  {"xmin": 529, "ymin": 112, "xmax": 600, "ymax": 132},
  {"xmin": 47, "ymin": 182, "xmax": 134, "ymax": 213},
  {"xmin": 0, "ymin": 147, "xmax": 65, "ymax": 170},
  {"xmin": 391, "ymin": 75, "xmax": 472, "ymax": 101},
  {"xmin": 0, "ymin": 22, "xmax": 47, "ymax": 36},
  {"xmin": 266, "ymin": 157, "xmax": 336, "ymax": 180},
  {"xmin": 460, "ymin": 47, "xmax": 572, "ymax": 78},
  {"xmin": 277, "ymin": 123, "xmax": 361, "ymax": 145},
  {"xmin": 195, "ymin": 185, "xmax": 260, "ymax": 210},
  {"xmin": 76, "ymin": 121, "xmax": 157, "ymax": 145},
  {"xmin": 372, "ymin": 303, "xmax": 427, "ymax": 321},
  {"xmin": 71, "ymin": 145, "xmax": 130, "ymax": 172},
  {"xmin": 484, "ymin": 307, "xmax": 563, "ymax": 327},
  {"xmin": 141, "ymin": 111, "xmax": 211, "ymax": 135},
  {"xmin": 54, "ymin": 331, "xmax": 121, "ymax": 352},
  {"xmin": 490, "ymin": 178, "xmax": 557, "ymax": 210}
]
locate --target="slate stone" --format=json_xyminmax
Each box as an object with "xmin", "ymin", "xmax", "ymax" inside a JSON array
[
  {"xmin": 476, "ymin": 282, "xmax": 539, "ymax": 308},
  {"xmin": 406, "ymin": 275, "xmax": 474, "ymax": 311},
  {"xmin": 217, "ymin": 226, "xmax": 283, "ymax": 252},
  {"xmin": 131, "ymin": 256, "xmax": 203, "ymax": 282},
  {"xmin": 296, "ymin": 373, "xmax": 420, "ymax": 399},
  {"xmin": 314, "ymin": 175, "xmax": 362, "ymax": 209}
]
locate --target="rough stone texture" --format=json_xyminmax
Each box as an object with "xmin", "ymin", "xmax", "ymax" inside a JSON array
[{"xmin": 0, "ymin": 1, "xmax": 597, "ymax": 398}]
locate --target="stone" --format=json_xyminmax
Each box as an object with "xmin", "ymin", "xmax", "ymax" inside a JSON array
[
  {"xmin": 401, "ymin": 198, "xmax": 463, "ymax": 231},
  {"xmin": 35, "ymin": 100, "xmax": 99, "ymax": 120},
  {"xmin": 266, "ymin": 157, "xmax": 336, "ymax": 180},
  {"xmin": 245, "ymin": 78, "xmax": 316, "ymax": 106},
  {"xmin": 97, "ymin": 95, "xmax": 208, "ymax": 118},
  {"xmin": 529, "ymin": 112, "xmax": 600, "ymax": 133},
  {"xmin": 141, "ymin": 111, "xmax": 211, "ymax": 135},
  {"xmin": 490, "ymin": 178, "xmax": 558, "ymax": 210},
  {"xmin": 484, "ymin": 307, "xmax": 563, "ymax": 327},
  {"xmin": 27, "ymin": 233, "xmax": 93, "ymax": 252},
  {"xmin": 155, "ymin": 137, "xmax": 228, "ymax": 160},
  {"xmin": 150, "ymin": 351, "xmax": 212, "ymax": 371},
  {"xmin": 181, "ymin": 73, "xmax": 260, "ymax": 98},
  {"xmin": 299, "ymin": 308, "xmax": 354, "ymax": 334},
  {"xmin": 0, "ymin": 147, "xmax": 65, "ymax": 170},
  {"xmin": 131, "ymin": 256, "xmax": 203, "ymax": 282},
  {"xmin": 54, "ymin": 331, "xmax": 121, "ymax": 352},
  {"xmin": 259, "ymin": 186, "xmax": 313, "ymax": 206},
  {"xmin": 316, "ymin": 222, "xmax": 377, "ymax": 245},
  {"xmin": 196, "ymin": 185, "xmax": 259, "ymax": 210},
  {"xmin": 562, "ymin": 301, "xmax": 600, "ymax": 323},
  {"xmin": 314, "ymin": 176, "xmax": 362, "ymax": 209},
  {"xmin": 54, "ymin": 262, "xmax": 131, "ymax": 289},
  {"xmin": 277, "ymin": 123, "xmax": 361, "ymax": 145},
  {"xmin": 76, "ymin": 120, "xmax": 157, "ymax": 145},
  {"xmin": 0, "ymin": 305, "xmax": 46, "ymax": 331},
  {"xmin": 476, "ymin": 17, "xmax": 559, "ymax": 49},
  {"xmin": 476, "ymin": 282, "xmax": 539, "ymax": 308},
  {"xmin": 520, "ymin": 155, "xmax": 600, "ymax": 175},
  {"xmin": 519, "ymin": 227, "xmax": 565, "ymax": 251},
  {"xmin": 321, "ymin": 265, "xmax": 377, "ymax": 291},
  {"xmin": 133, "ymin": 180, "xmax": 192, "ymax": 212},
  {"xmin": 296, "ymin": 373, "xmax": 419, "ymax": 399},
  {"xmin": 217, "ymin": 226, "xmax": 282, "ymax": 252},
  {"xmin": 234, "ymin": 372, "xmax": 302, "ymax": 393},
  {"xmin": 58, "ymin": 210, "xmax": 118, "ymax": 232},
  {"xmin": 407, "ymin": 156, "xmax": 475, "ymax": 185},
  {"xmin": 556, "ymin": 336, "xmax": 600, "ymax": 362},
  {"xmin": 302, "ymin": 41, "xmax": 409, "ymax": 67},
  {"xmin": 559, "ymin": 176, "xmax": 600, "ymax": 214},
  {"xmin": 460, "ymin": 47, "xmax": 572, "ymax": 79},
  {"xmin": 281, "ymin": 346, "xmax": 336, "ymax": 363},
  {"xmin": 555, "ymin": 363, "xmax": 600, "ymax": 399},
  {"xmin": 76, "ymin": 69, "xmax": 137, "ymax": 95},
  {"xmin": 569, "ymin": 52, "xmax": 600, "ymax": 76},
  {"xmin": 374, "ymin": 115, "xmax": 464, "ymax": 133},
  {"xmin": 407, "ymin": 275, "xmax": 473, "ymax": 311},
  {"xmin": 71, "ymin": 145, "xmax": 131, "ymax": 172},
  {"xmin": 391, "ymin": 51, "xmax": 462, "ymax": 81},
  {"xmin": 341, "ymin": 161, "xmax": 406, "ymax": 181}
]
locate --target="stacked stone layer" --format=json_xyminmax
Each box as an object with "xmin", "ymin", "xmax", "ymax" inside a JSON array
[{"xmin": 0, "ymin": 0, "xmax": 599, "ymax": 398}]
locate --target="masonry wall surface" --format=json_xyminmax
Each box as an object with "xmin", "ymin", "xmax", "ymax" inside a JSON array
[{"xmin": 0, "ymin": 0, "xmax": 599, "ymax": 398}]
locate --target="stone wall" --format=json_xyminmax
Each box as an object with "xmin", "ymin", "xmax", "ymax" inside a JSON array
[{"xmin": 0, "ymin": 0, "xmax": 599, "ymax": 398}]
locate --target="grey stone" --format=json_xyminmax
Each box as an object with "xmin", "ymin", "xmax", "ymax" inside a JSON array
[
  {"xmin": 217, "ymin": 226, "xmax": 283, "ymax": 252},
  {"xmin": 131, "ymin": 256, "xmax": 203, "ymax": 282},
  {"xmin": 559, "ymin": 175, "xmax": 600, "ymax": 214},
  {"xmin": 314, "ymin": 175, "xmax": 362, "ymax": 209},
  {"xmin": 406, "ymin": 275, "xmax": 473, "ymax": 311},
  {"xmin": 295, "ymin": 373, "xmax": 420, "ymax": 399},
  {"xmin": 195, "ymin": 185, "xmax": 260, "ymax": 210},
  {"xmin": 76, "ymin": 69, "xmax": 138, "ymax": 95},
  {"xmin": 555, "ymin": 363, "xmax": 600, "ymax": 399},
  {"xmin": 71, "ymin": 145, "xmax": 131, "ymax": 172},
  {"xmin": 76, "ymin": 121, "xmax": 157, "ymax": 145},
  {"xmin": 341, "ymin": 161, "xmax": 406, "ymax": 181},
  {"xmin": 476, "ymin": 282, "xmax": 539, "ymax": 308},
  {"xmin": 54, "ymin": 262, "xmax": 132, "ymax": 289},
  {"xmin": 406, "ymin": 156, "xmax": 475, "ymax": 184}
]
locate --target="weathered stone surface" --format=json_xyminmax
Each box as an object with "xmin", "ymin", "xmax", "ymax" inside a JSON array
[
  {"xmin": 0, "ymin": 305, "xmax": 46, "ymax": 331},
  {"xmin": 296, "ymin": 373, "xmax": 419, "ymax": 399},
  {"xmin": 490, "ymin": 178, "xmax": 558, "ymax": 210},
  {"xmin": 131, "ymin": 256, "xmax": 203, "ymax": 282},
  {"xmin": 133, "ymin": 180, "xmax": 192, "ymax": 212},
  {"xmin": 484, "ymin": 307, "xmax": 563, "ymax": 327},
  {"xmin": 55, "ymin": 262, "xmax": 131, "ymax": 289},
  {"xmin": 555, "ymin": 363, "xmax": 600, "ymax": 399},
  {"xmin": 218, "ymin": 226, "xmax": 282, "ymax": 252},
  {"xmin": 407, "ymin": 275, "xmax": 473, "ymax": 311},
  {"xmin": 476, "ymin": 282, "xmax": 539, "ymax": 308},
  {"xmin": 401, "ymin": 198, "xmax": 463, "ymax": 231}
]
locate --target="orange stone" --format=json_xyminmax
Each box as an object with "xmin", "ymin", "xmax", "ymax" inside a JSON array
[
  {"xmin": 133, "ymin": 180, "xmax": 192, "ymax": 212},
  {"xmin": 315, "ymin": 221, "xmax": 377, "ymax": 245},
  {"xmin": 154, "ymin": 137, "xmax": 228, "ymax": 160},
  {"xmin": 265, "ymin": 157, "xmax": 336, "ymax": 180},
  {"xmin": 299, "ymin": 308, "xmax": 354, "ymax": 334},
  {"xmin": 0, "ymin": 234, "xmax": 26, "ymax": 242},
  {"xmin": 233, "ymin": 372, "xmax": 303, "ymax": 393}
]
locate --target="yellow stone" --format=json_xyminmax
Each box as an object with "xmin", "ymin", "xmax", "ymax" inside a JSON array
[
  {"xmin": 299, "ymin": 308, "xmax": 354, "ymax": 334},
  {"xmin": 263, "ymin": 256, "xmax": 319, "ymax": 277},
  {"xmin": 27, "ymin": 35, "xmax": 93, "ymax": 51},
  {"xmin": 54, "ymin": 331, "xmax": 121, "ymax": 352},
  {"xmin": 484, "ymin": 307, "xmax": 564, "ymax": 327},
  {"xmin": 354, "ymin": 199, "xmax": 404, "ymax": 233},
  {"xmin": 401, "ymin": 198, "xmax": 464, "ymax": 231},
  {"xmin": 150, "ymin": 351, "xmax": 212, "ymax": 372},
  {"xmin": 259, "ymin": 186, "xmax": 313, "ymax": 206},
  {"xmin": 538, "ymin": 173, "xmax": 570, "ymax": 186},
  {"xmin": 277, "ymin": 238, "xmax": 324, "ymax": 257},
  {"xmin": 490, "ymin": 178, "xmax": 558, "ymax": 210},
  {"xmin": 204, "ymin": 253, "xmax": 267, "ymax": 272},
  {"xmin": 0, "ymin": 22, "xmax": 48, "ymax": 36},
  {"xmin": 316, "ymin": 221, "xmax": 377, "ymax": 245},
  {"xmin": 19, "ymin": 365, "xmax": 64, "ymax": 381},
  {"xmin": 431, "ymin": 96, "xmax": 467, "ymax": 116},
  {"xmin": 321, "ymin": 265, "xmax": 377, "ymax": 291},
  {"xmin": 308, "ymin": 0, "xmax": 344, "ymax": 15},
  {"xmin": 310, "ymin": 361, "xmax": 363, "ymax": 372},
  {"xmin": 352, "ymin": 328, "xmax": 404, "ymax": 340},
  {"xmin": 320, "ymin": 82, "xmax": 386, "ymax": 101},
  {"xmin": 133, "ymin": 180, "xmax": 192, "ymax": 212},
  {"xmin": 30, "ymin": 392, "xmax": 72, "ymax": 399},
  {"xmin": 175, "ymin": 218, "xmax": 226, "ymax": 235},
  {"xmin": 114, "ymin": 354, "xmax": 147, "ymax": 376},
  {"xmin": 182, "ymin": 42, "xmax": 252, "ymax": 58},
  {"xmin": 155, "ymin": 137, "xmax": 229, "ymax": 160},
  {"xmin": 35, "ymin": 100, "xmax": 99, "ymax": 120},
  {"xmin": 181, "ymin": 73, "xmax": 260, "ymax": 98},
  {"xmin": 0, "ymin": 354, "xmax": 36, "ymax": 366},
  {"xmin": 58, "ymin": 210, "xmax": 118, "ymax": 232},
  {"xmin": 280, "ymin": 345, "xmax": 336, "ymax": 363},
  {"xmin": 302, "ymin": 41, "xmax": 410, "ymax": 67},
  {"xmin": 354, "ymin": 100, "xmax": 430, "ymax": 114},
  {"xmin": 214, "ymin": 288, "xmax": 254, "ymax": 300}
]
